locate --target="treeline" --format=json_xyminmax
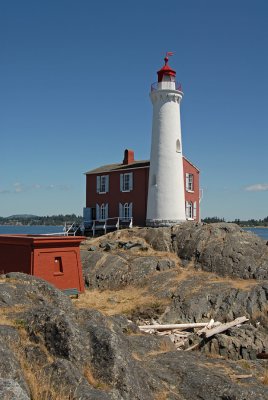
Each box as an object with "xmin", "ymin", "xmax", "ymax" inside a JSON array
[
  {"xmin": 0, "ymin": 214, "xmax": 83, "ymax": 226},
  {"xmin": 202, "ymin": 216, "xmax": 268, "ymax": 227}
]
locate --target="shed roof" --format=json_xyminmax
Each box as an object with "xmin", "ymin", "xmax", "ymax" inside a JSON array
[
  {"xmin": 85, "ymin": 160, "xmax": 150, "ymax": 174},
  {"xmin": 85, "ymin": 157, "xmax": 199, "ymax": 175}
]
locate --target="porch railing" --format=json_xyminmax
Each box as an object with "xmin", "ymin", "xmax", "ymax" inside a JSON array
[{"xmin": 84, "ymin": 217, "xmax": 133, "ymax": 236}]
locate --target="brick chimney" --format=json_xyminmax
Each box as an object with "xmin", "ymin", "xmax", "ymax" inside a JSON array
[{"xmin": 123, "ymin": 149, "xmax": 135, "ymax": 165}]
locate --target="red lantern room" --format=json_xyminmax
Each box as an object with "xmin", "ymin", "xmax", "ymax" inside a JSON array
[{"xmin": 157, "ymin": 53, "xmax": 176, "ymax": 82}]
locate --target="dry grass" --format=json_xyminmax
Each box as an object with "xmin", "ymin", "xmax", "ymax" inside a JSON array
[
  {"xmin": 74, "ymin": 286, "xmax": 169, "ymax": 316},
  {"xmin": 83, "ymin": 366, "xmax": 110, "ymax": 391},
  {"xmin": 209, "ymin": 276, "xmax": 262, "ymax": 291},
  {"xmin": 9, "ymin": 328, "xmax": 70, "ymax": 400},
  {"xmin": 0, "ymin": 305, "xmax": 29, "ymax": 326},
  {"xmin": 146, "ymin": 339, "xmax": 175, "ymax": 357},
  {"xmin": 131, "ymin": 352, "xmax": 143, "ymax": 361},
  {"xmin": 154, "ymin": 391, "xmax": 169, "ymax": 400},
  {"xmin": 22, "ymin": 368, "xmax": 71, "ymax": 400},
  {"xmin": 250, "ymin": 304, "xmax": 268, "ymax": 322},
  {"xmin": 262, "ymin": 369, "xmax": 268, "ymax": 385}
]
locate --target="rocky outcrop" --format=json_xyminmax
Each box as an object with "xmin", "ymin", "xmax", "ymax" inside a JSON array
[
  {"xmin": 82, "ymin": 222, "xmax": 268, "ymax": 280},
  {"xmin": 0, "ymin": 273, "xmax": 267, "ymax": 399},
  {"xmin": 138, "ymin": 222, "xmax": 268, "ymax": 279},
  {"xmin": 171, "ymin": 222, "xmax": 268, "ymax": 279},
  {"xmin": 80, "ymin": 223, "xmax": 268, "ymax": 363},
  {"xmin": 81, "ymin": 249, "xmax": 176, "ymax": 291}
]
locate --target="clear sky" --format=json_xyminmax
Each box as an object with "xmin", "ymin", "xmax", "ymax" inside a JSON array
[{"xmin": 1, "ymin": 0, "xmax": 267, "ymax": 220}]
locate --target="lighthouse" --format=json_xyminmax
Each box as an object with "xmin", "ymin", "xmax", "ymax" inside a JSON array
[{"xmin": 146, "ymin": 54, "xmax": 186, "ymax": 227}]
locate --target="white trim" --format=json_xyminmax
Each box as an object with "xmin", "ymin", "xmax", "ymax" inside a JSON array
[
  {"xmin": 96, "ymin": 176, "xmax": 100, "ymax": 193},
  {"xmin": 96, "ymin": 204, "xmax": 100, "ymax": 220},
  {"xmin": 120, "ymin": 172, "xmax": 133, "ymax": 192},
  {"xmin": 97, "ymin": 175, "xmax": 109, "ymax": 194},
  {"xmin": 186, "ymin": 173, "xmax": 194, "ymax": 192},
  {"xmin": 119, "ymin": 203, "xmax": 123, "ymax": 218}
]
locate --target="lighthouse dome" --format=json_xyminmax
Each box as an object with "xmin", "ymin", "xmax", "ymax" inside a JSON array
[{"xmin": 157, "ymin": 56, "xmax": 176, "ymax": 82}]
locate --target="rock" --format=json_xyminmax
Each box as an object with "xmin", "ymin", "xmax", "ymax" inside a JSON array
[
  {"xmin": 120, "ymin": 223, "xmax": 268, "ymax": 280},
  {"xmin": 164, "ymin": 276, "xmax": 268, "ymax": 326},
  {"xmin": 171, "ymin": 222, "xmax": 268, "ymax": 279},
  {"xmin": 43, "ymin": 359, "xmax": 113, "ymax": 400},
  {"xmin": 145, "ymin": 351, "xmax": 268, "ymax": 400},
  {"xmin": 140, "ymin": 227, "xmax": 173, "ymax": 252},
  {"xmin": 201, "ymin": 324, "xmax": 268, "ymax": 360},
  {"xmin": 89, "ymin": 245, "xmax": 97, "ymax": 251},
  {"xmin": 0, "ymin": 379, "xmax": 30, "ymax": 400},
  {"xmin": 82, "ymin": 249, "xmax": 177, "ymax": 290},
  {"xmin": 0, "ymin": 274, "xmax": 267, "ymax": 399},
  {"xmin": 0, "ymin": 333, "xmax": 30, "ymax": 396}
]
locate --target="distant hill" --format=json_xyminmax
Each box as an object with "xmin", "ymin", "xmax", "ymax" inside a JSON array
[{"xmin": 7, "ymin": 214, "xmax": 40, "ymax": 219}]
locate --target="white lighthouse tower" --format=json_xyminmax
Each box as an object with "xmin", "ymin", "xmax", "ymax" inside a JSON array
[{"xmin": 146, "ymin": 54, "xmax": 186, "ymax": 227}]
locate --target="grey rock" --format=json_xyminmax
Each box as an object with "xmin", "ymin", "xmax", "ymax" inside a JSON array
[
  {"xmin": 146, "ymin": 351, "xmax": 268, "ymax": 400},
  {"xmin": 171, "ymin": 222, "xmax": 268, "ymax": 279},
  {"xmin": 43, "ymin": 359, "xmax": 114, "ymax": 400},
  {"xmin": 89, "ymin": 245, "xmax": 97, "ymax": 251},
  {"xmin": 0, "ymin": 378, "xmax": 30, "ymax": 400},
  {"xmin": 202, "ymin": 324, "xmax": 268, "ymax": 360},
  {"xmin": 0, "ymin": 335, "xmax": 30, "ymax": 396}
]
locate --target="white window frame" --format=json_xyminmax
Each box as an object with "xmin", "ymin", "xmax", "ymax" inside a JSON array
[
  {"xmin": 119, "ymin": 202, "xmax": 132, "ymax": 220},
  {"xmin": 96, "ymin": 203, "xmax": 108, "ymax": 221},
  {"xmin": 120, "ymin": 172, "xmax": 133, "ymax": 192},
  {"xmin": 97, "ymin": 175, "xmax": 109, "ymax": 194},
  {"xmin": 193, "ymin": 201, "xmax": 197, "ymax": 219},
  {"xmin": 186, "ymin": 201, "xmax": 194, "ymax": 220},
  {"xmin": 186, "ymin": 173, "xmax": 194, "ymax": 192}
]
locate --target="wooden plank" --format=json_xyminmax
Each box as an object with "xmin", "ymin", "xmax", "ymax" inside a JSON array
[
  {"xmin": 203, "ymin": 316, "xmax": 248, "ymax": 339},
  {"xmin": 230, "ymin": 374, "xmax": 253, "ymax": 379},
  {"xmin": 185, "ymin": 342, "xmax": 200, "ymax": 351},
  {"xmin": 139, "ymin": 322, "xmax": 212, "ymax": 331},
  {"xmin": 196, "ymin": 319, "xmax": 221, "ymax": 336}
]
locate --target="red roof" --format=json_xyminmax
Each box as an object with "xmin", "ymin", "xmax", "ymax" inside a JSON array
[{"xmin": 157, "ymin": 56, "xmax": 176, "ymax": 82}]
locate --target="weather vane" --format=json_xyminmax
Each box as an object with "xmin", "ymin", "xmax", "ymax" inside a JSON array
[{"xmin": 165, "ymin": 51, "xmax": 175, "ymax": 64}]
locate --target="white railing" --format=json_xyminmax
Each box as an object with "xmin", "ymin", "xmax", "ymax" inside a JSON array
[
  {"xmin": 84, "ymin": 217, "xmax": 133, "ymax": 236},
  {"xmin": 41, "ymin": 223, "xmax": 82, "ymax": 237}
]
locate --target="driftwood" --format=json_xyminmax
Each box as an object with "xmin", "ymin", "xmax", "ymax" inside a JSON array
[
  {"xmin": 230, "ymin": 374, "xmax": 253, "ymax": 379},
  {"xmin": 202, "ymin": 316, "xmax": 248, "ymax": 339},
  {"xmin": 257, "ymin": 352, "xmax": 268, "ymax": 359},
  {"xmin": 185, "ymin": 342, "xmax": 200, "ymax": 352},
  {"xmin": 138, "ymin": 316, "xmax": 249, "ymax": 352},
  {"xmin": 139, "ymin": 322, "xmax": 215, "ymax": 331},
  {"xmin": 196, "ymin": 319, "xmax": 218, "ymax": 336}
]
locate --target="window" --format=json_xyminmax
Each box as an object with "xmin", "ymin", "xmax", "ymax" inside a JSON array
[
  {"xmin": 186, "ymin": 173, "xmax": 194, "ymax": 192},
  {"xmin": 123, "ymin": 203, "xmax": 130, "ymax": 219},
  {"xmin": 96, "ymin": 203, "xmax": 108, "ymax": 220},
  {"xmin": 54, "ymin": 257, "xmax": 63, "ymax": 275},
  {"xmin": 176, "ymin": 139, "xmax": 181, "ymax": 153},
  {"xmin": 120, "ymin": 173, "xmax": 133, "ymax": 192},
  {"xmin": 97, "ymin": 175, "xmax": 109, "ymax": 193},
  {"xmin": 119, "ymin": 202, "xmax": 132, "ymax": 220},
  {"xmin": 100, "ymin": 204, "xmax": 106, "ymax": 220},
  {"xmin": 186, "ymin": 201, "xmax": 193, "ymax": 219},
  {"xmin": 186, "ymin": 201, "xmax": 197, "ymax": 220}
]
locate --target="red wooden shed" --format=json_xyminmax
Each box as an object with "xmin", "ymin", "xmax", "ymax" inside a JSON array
[{"xmin": 0, "ymin": 235, "xmax": 85, "ymax": 293}]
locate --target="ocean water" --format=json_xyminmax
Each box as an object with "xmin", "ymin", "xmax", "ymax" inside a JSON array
[
  {"xmin": 1, "ymin": 225, "xmax": 268, "ymax": 240},
  {"xmin": 243, "ymin": 227, "xmax": 268, "ymax": 241},
  {"xmin": 0, "ymin": 225, "xmax": 65, "ymax": 235}
]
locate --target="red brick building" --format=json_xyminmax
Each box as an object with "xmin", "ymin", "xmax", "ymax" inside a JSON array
[{"xmin": 84, "ymin": 149, "xmax": 200, "ymax": 230}]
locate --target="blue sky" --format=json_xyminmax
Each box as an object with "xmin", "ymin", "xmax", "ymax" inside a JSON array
[{"xmin": 0, "ymin": 0, "xmax": 267, "ymax": 220}]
